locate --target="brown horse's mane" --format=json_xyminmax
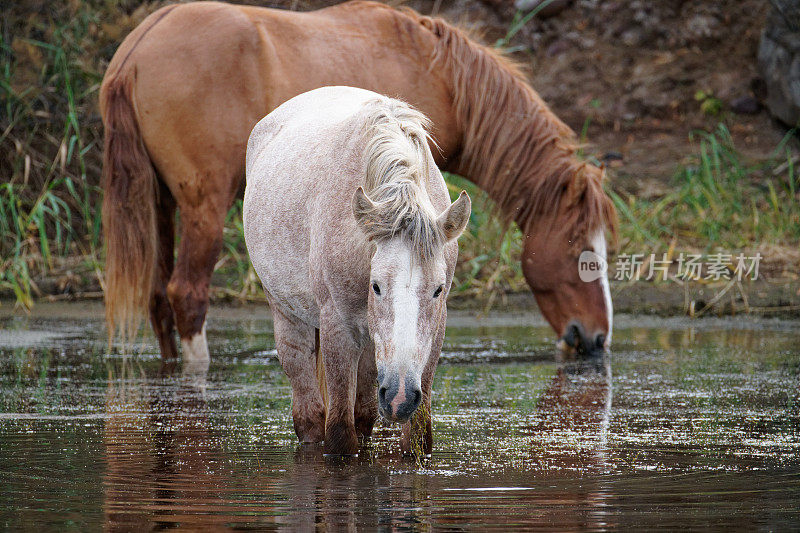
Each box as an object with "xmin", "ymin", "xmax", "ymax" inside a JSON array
[{"xmin": 413, "ymin": 12, "xmax": 618, "ymax": 247}]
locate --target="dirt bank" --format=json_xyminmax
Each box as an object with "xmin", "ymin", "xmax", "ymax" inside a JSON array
[
  {"xmin": 409, "ymin": 0, "xmax": 786, "ymax": 195},
  {"xmin": 5, "ymin": 275, "xmax": 798, "ymax": 319}
]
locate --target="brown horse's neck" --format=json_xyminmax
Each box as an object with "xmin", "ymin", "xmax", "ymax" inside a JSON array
[{"xmin": 420, "ymin": 15, "xmax": 613, "ymax": 241}]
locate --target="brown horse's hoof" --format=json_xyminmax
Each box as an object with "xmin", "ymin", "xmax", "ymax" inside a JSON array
[{"xmin": 324, "ymin": 421, "xmax": 359, "ymax": 455}]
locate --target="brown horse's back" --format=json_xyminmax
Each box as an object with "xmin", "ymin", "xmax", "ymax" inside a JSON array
[
  {"xmin": 106, "ymin": 2, "xmax": 267, "ymax": 205},
  {"xmin": 107, "ymin": 1, "xmax": 457, "ymax": 201}
]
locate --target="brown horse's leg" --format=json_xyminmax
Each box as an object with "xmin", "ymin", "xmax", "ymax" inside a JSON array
[
  {"xmin": 271, "ymin": 301, "xmax": 325, "ymax": 443},
  {"xmin": 166, "ymin": 206, "xmax": 226, "ymax": 365},
  {"xmin": 149, "ymin": 179, "xmax": 178, "ymax": 363},
  {"xmin": 354, "ymin": 342, "xmax": 378, "ymax": 438},
  {"xmin": 320, "ymin": 307, "xmax": 360, "ymax": 455}
]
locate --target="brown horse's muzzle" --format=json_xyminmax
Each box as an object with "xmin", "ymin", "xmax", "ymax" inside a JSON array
[{"xmin": 559, "ymin": 321, "xmax": 607, "ymax": 359}]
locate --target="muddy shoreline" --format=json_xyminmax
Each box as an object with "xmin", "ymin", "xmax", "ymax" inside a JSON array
[
  {"xmin": 6, "ymin": 277, "xmax": 798, "ymax": 320},
  {"xmin": 3, "ymin": 292, "xmax": 798, "ymax": 332},
  {"xmin": 449, "ymin": 278, "xmax": 800, "ymax": 317}
]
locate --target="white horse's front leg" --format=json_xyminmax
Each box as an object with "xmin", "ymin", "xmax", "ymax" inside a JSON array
[
  {"xmin": 354, "ymin": 338, "xmax": 378, "ymax": 438},
  {"xmin": 320, "ymin": 307, "xmax": 361, "ymax": 455},
  {"xmin": 272, "ymin": 302, "xmax": 325, "ymax": 444}
]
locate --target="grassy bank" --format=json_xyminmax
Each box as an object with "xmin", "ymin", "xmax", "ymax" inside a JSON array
[
  {"xmin": 1, "ymin": 1, "xmax": 114, "ymax": 305},
  {"xmin": 611, "ymin": 125, "xmax": 800, "ymax": 261},
  {"xmin": 2, "ymin": 1, "xmax": 799, "ymax": 313}
]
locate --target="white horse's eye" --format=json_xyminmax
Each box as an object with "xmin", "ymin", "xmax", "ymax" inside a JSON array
[
  {"xmin": 433, "ymin": 285, "xmax": 443, "ymax": 298},
  {"xmin": 372, "ymin": 282, "xmax": 381, "ymax": 296}
]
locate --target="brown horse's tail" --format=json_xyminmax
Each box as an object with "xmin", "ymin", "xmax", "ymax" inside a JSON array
[{"xmin": 100, "ymin": 73, "xmax": 157, "ymax": 346}]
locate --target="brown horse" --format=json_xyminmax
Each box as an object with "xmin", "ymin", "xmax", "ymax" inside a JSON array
[{"xmin": 100, "ymin": 0, "xmax": 617, "ymax": 363}]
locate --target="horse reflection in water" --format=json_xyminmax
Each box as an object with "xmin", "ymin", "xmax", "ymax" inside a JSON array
[
  {"xmin": 277, "ymin": 448, "xmax": 436, "ymax": 531},
  {"xmin": 101, "ymin": 363, "xmax": 434, "ymax": 531},
  {"xmin": 100, "ymin": 361, "xmax": 613, "ymax": 530},
  {"xmin": 102, "ymin": 364, "xmax": 240, "ymax": 531},
  {"xmin": 524, "ymin": 360, "xmax": 615, "ymax": 529},
  {"xmin": 532, "ymin": 360, "xmax": 613, "ymax": 468}
]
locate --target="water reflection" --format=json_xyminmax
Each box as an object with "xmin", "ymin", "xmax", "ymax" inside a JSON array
[
  {"xmin": 532, "ymin": 359, "xmax": 612, "ymax": 463},
  {"xmin": 508, "ymin": 360, "xmax": 615, "ymax": 529},
  {"xmin": 103, "ymin": 363, "xmax": 238, "ymax": 530},
  {"xmin": 276, "ymin": 449, "xmax": 438, "ymax": 531},
  {"xmin": 98, "ymin": 359, "xmax": 620, "ymax": 530},
  {"xmin": 1, "ymin": 313, "xmax": 798, "ymax": 530}
]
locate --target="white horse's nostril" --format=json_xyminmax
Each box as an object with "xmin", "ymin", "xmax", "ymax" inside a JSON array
[{"xmin": 412, "ymin": 388, "xmax": 421, "ymax": 407}]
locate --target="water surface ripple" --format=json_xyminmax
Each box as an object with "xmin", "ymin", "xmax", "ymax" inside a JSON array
[{"xmin": 0, "ymin": 310, "xmax": 798, "ymax": 530}]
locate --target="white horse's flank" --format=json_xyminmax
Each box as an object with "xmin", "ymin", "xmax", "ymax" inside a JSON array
[{"xmin": 244, "ymin": 86, "xmax": 470, "ymax": 455}]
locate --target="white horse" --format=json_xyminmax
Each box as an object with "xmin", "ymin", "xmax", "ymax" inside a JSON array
[{"xmin": 243, "ymin": 86, "xmax": 471, "ymax": 455}]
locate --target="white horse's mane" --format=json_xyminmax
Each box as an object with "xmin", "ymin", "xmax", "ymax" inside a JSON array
[{"xmin": 356, "ymin": 98, "xmax": 443, "ymax": 261}]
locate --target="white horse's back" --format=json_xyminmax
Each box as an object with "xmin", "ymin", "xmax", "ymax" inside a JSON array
[
  {"xmin": 244, "ymin": 86, "xmax": 449, "ymax": 327},
  {"xmin": 245, "ymin": 86, "xmax": 380, "ymax": 178}
]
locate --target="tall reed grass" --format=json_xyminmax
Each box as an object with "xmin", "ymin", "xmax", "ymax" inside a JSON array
[{"xmin": 1, "ymin": 2, "xmax": 111, "ymax": 307}]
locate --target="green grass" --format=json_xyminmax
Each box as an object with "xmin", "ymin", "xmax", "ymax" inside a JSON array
[
  {"xmin": 0, "ymin": 179, "xmax": 75, "ymax": 307},
  {"xmin": 444, "ymin": 174, "xmax": 528, "ymax": 300},
  {"xmin": 1, "ymin": 1, "xmax": 106, "ymax": 307},
  {"xmin": 611, "ymin": 124, "xmax": 800, "ymax": 255},
  {"xmin": 215, "ymin": 199, "xmax": 262, "ymax": 301}
]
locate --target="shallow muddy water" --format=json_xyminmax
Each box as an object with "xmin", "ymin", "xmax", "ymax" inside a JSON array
[{"xmin": 0, "ymin": 306, "xmax": 798, "ymax": 530}]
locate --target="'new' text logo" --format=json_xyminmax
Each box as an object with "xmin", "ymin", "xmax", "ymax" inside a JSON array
[{"xmin": 578, "ymin": 250, "xmax": 607, "ymax": 282}]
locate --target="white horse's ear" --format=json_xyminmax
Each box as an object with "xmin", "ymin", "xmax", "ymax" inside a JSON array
[
  {"xmin": 437, "ymin": 190, "xmax": 471, "ymax": 242},
  {"xmin": 352, "ymin": 186, "xmax": 377, "ymax": 229}
]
